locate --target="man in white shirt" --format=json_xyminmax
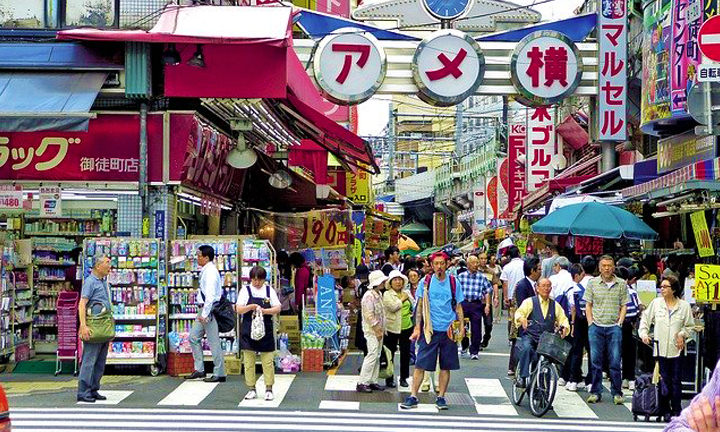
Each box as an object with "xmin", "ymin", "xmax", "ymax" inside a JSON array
[
  {"xmin": 549, "ymin": 257, "xmax": 575, "ymax": 299},
  {"xmin": 187, "ymin": 245, "xmax": 226, "ymax": 382},
  {"xmin": 500, "ymin": 246, "xmax": 525, "ymax": 307}
]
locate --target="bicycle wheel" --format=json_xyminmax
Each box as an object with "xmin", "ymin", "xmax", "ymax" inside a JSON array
[
  {"xmin": 511, "ymin": 364, "xmax": 525, "ymax": 405},
  {"xmin": 529, "ymin": 359, "xmax": 558, "ymax": 417}
]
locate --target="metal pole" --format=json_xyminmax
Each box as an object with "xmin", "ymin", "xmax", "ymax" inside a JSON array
[
  {"xmin": 139, "ymin": 102, "xmax": 149, "ymax": 234},
  {"xmin": 387, "ymin": 104, "xmax": 396, "ymax": 185},
  {"xmin": 455, "ymin": 103, "xmax": 464, "ymax": 155}
]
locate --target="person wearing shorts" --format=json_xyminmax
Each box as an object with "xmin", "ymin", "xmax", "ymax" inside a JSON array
[{"xmin": 401, "ymin": 252, "xmax": 465, "ymax": 411}]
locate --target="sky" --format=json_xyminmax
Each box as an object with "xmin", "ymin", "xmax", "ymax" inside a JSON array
[{"xmin": 356, "ymin": 0, "xmax": 586, "ymax": 136}]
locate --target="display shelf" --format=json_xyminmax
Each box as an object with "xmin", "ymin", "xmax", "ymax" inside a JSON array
[
  {"xmin": 84, "ymin": 238, "xmax": 163, "ymax": 373},
  {"xmin": 0, "ymin": 241, "xmax": 16, "ymax": 358},
  {"xmin": 169, "ymin": 313, "xmax": 198, "ymax": 319}
]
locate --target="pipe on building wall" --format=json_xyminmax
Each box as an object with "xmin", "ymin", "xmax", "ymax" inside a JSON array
[{"xmin": 139, "ymin": 102, "xmax": 149, "ymax": 232}]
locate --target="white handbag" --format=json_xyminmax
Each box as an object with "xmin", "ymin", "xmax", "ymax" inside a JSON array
[{"xmin": 250, "ymin": 309, "xmax": 266, "ymax": 341}]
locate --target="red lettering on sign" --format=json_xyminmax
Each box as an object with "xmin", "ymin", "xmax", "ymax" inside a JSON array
[
  {"xmin": 331, "ymin": 43, "xmax": 371, "ymax": 84},
  {"xmin": 426, "ymin": 49, "xmax": 468, "ymax": 81},
  {"xmin": 602, "ymin": 24, "xmax": 624, "ymax": 47}
]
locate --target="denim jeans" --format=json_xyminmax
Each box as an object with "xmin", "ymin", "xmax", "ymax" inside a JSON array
[{"xmin": 588, "ymin": 324, "xmax": 623, "ymax": 397}]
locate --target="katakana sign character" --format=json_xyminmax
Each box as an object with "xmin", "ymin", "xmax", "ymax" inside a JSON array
[
  {"xmin": 531, "ymin": 148, "xmax": 551, "ymax": 167},
  {"xmin": 526, "ymin": 46, "xmax": 544, "ymax": 87},
  {"xmin": 0, "ymin": 138, "xmax": 8, "ymax": 168},
  {"xmin": 544, "ymin": 47, "xmax": 568, "ymax": 86},
  {"xmin": 80, "ymin": 157, "xmax": 94, "ymax": 172},
  {"xmin": 331, "ymin": 43, "xmax": 371, "ymax": 84},
  {"xmin": 601, "ymin": 81, "xmax": 624, "ymax": 106},
  {"xmin": 426, "ymin": 49, "xmax": 467, "ymax": 81},
  {"xmin": 602, "ymin": 24, "xmax": 624, "ymax": 47},
  {"xmin": 35, "ymin": 137, "xmax": 77, "ymax": 171},
  {"xmin": 602, "ymin": 110, "xmax": 624, "ymax": 135},
  {"xmin": 602, "ymin": 51, "xmax": 624, "ymax": 76},
  {"xmin": 531, "ymin": 125, "xmax": 553, "ymax": 145},
  {"xmin": 11, "ymin": 147, "xmax": 34, "ymax": 170}
]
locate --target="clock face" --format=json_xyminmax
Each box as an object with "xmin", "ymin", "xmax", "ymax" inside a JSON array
[{"xmin": 423, "ymin": 0, "xmax": 471, "ymax": 20}]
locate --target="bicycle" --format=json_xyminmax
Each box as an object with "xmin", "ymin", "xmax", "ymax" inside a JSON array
[{"xmin": 511, "ymin": 330, "xmax": 571, "ymax": 417}]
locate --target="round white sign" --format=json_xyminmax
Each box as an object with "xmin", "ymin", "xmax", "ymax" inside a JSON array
[
  {"xmin": 510, "ymin": 30, "xmax": 583, "ymax": 107},
  {"xmin": 412, "ymin": 30, "xmax": 485, "ymax": 107},
  {"xmin": 313, "ymin": 29, "xmax": 386, "ymax": 105}
]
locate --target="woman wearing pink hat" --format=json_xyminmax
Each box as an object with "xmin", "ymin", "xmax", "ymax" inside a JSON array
[{"xmin": 356, "ymin": 270, "xmax": 388, "ymax": 393}]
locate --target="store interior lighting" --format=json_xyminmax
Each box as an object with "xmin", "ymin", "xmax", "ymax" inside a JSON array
[
  {"xmin": 162, "ymin": 43, "xmax": 181, "ymax": 65},
  {"xmin": 187, "ymin": 44, "xmax": 205, "ymax": 68},
  {"xmin": 177, "ymin": 192, "xmax": 232, "ymax": 211},
  {"xmin": 226, "ymin": 133, "xmax": 257, "ymax": 169}
]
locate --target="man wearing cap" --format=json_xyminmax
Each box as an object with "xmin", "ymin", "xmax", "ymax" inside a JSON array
[
  {"xmin": 357, "ymin": 270, "xmax": 388, "ymax": 393},
  {"xmin": 401, "ymin": 252, "xmax": 465, "ymax": 410}
]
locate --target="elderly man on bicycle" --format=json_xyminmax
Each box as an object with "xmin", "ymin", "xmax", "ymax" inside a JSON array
[{"xmin": 514, "ymin": 278, "xmax": 570, "ymax": 389}]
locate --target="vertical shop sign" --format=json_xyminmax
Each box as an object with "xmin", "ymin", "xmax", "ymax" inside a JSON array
[
  {"xmin": 526, "ymin": 107, "xmax": 556, "ymax": 192},
  {"xmin": 39, "ymin": 186, "xmax": 62, "ymax": 217},
  {"xmin": 316, "ymin": 274, "xmax": 339, "ymax": 322},
  {"xmin": 0, "ymin": 185, "xmax": 22, "ymax": 210},
  {"xmin": 433, "ymin": 212, "xmax": 447, "ymax": 246},
  {"xmin": 497, "ymin": 157, "xmax": 510, "ymax": 219},
  {"xmin": 346, "ymin": 171, "xmax": 371, "ymax": 204},
  {"xmin": 690, "ymin": 210, "xmax": 715, "ymax": 257},
  {"xmin": 507, "ymin": 123, "xmax": 527, "ymax": 214},
  {"xmin": 486, "ymin": 176, "xmax": 498, "ymax": 225},
  {"xmin": 598, "ymin": 0, "xmax": 628, "ymax": 141},
  {"xmin": 472, "ymin": 177, "xmax": 486, "ymax": 235},
  {"xmin": 351, "ymin": 210, "xmax": 366, "ymax": 267},
  {"xmin": 670, "ymin": 0, "xmax": 702, "ymax": 114},
  {"xmin": 641, "ymin": 1, "xmax": 672, "ymax": 127},
  {"xmin": 155, "ymin": 210, "xmax": 166, "ymax": 241}
]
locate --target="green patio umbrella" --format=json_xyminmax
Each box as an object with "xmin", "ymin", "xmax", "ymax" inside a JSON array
[{"xmin": 531, "ymin": 202, "xmax": 658, "ymax": 240}]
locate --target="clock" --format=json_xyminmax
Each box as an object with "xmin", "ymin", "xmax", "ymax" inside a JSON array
[{"xmin": 422, "ymin": 0, "xmax": 471, "ymax": 21}]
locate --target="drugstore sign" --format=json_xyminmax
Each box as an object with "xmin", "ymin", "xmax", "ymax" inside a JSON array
[{"xmin": 0, "ymin": 114, "xmax": 141, "ymax": 182}]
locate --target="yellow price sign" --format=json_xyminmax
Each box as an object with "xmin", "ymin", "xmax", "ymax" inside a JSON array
[
  {"xmin": 690, "ymin": 210, "xmax": 714, "ymax": 258},
  {"xmin": 301, "ymin": 210, "xmax": 350, "ymax": 248},
  {"xmin": 694, "ymin": 264, "xmax": 720, "ymax": 303}
]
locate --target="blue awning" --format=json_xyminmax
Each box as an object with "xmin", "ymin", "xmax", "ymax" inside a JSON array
[
  {"xmin": 295, "ymin": 10, "xmax": 418, "ymax": 41},
  {"xmin": 0, "ymin": 42, "xmax": 123, "ymax": 70},
  {"xmin": 477, "ymin": 13, "xmax": 597, "ymax": 42},
  {"xmin": 0, "ymin": 72, "xmax": 107, "ymax": 132}
]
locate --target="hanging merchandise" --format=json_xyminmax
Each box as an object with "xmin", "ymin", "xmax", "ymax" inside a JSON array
[{"xmin": 83, "ymin": 238, "xmax": 164, "ymax": 376}]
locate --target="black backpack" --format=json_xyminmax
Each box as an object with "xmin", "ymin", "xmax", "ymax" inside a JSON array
[
  {"xmin": 631, "ymin": 373, "xmax": 662, "ymax": 421},
  {"xmin": 212, "ymin": 291, "xmax": 236, "ymax": 333}
]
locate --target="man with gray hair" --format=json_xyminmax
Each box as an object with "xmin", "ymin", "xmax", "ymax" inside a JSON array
[
  {"xmin": 549, "ymin": 256, "xmax": 574, "ymax": 300},
  {"xmin": 77, "ymin": 254, "xmax": 113, "ymax": 403}
]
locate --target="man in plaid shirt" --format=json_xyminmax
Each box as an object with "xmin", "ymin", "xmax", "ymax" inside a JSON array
[{"xmin": 457, "ymin": 255, "xmax": 493, "ymax": 360}]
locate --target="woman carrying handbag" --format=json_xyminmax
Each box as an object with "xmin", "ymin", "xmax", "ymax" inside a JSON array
[
  {"xmin": 236, "ymin": 266, "xmax": 281, "ymax": 401},
  {"xmin": 639, "ymin": 275, "xmax": 695, "ymax": 422}
]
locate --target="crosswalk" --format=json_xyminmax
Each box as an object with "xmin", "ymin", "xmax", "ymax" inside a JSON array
[
  {"xmin": 62, "ymin": 374, "xmax": 644, "ymax": 421},
  {"xmin": 9, "ymin": 407, "xmax": 667, "ymax": 432}
]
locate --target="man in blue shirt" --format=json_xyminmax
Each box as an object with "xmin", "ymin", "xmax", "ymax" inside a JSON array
[
  {"xmin": 77, "ymin": 254, "xmax": 112, "ymax": 403},
  {"xmin": 457, "ymin": 254, "xmax": 492, "ymax": 360},
  {"xmin": 401, "ymin": 252, "xmax": 465, "ymax": 411}
]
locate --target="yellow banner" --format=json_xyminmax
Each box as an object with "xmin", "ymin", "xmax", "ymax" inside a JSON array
[
  {"xmin": 302, "ymin": 210, "xmax": 351, "ymax": 248},
  {"xmin": 694, "ymin": 264, "xmax": 720, "ymax": 303},
  {"xmin": 346, "ymin": 171, "xmax": 371, "ymax": 205},
  {"xmin": 690, "ymin": 210, "xmax": 714, "ymax": 258}
]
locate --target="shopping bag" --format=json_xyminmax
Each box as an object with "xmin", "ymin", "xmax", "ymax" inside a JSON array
[
  {"xmin": 212, "ymin": 293, "xmax": 236, "ymax": 333},
  {"xmin": 250, "ymin": 309, "xmax": 266, "ymax": 341},
  {"xmin": 378, "ymin": 345, "xmax": 394, "ymax": 379},
  {"xmin": 86, "ymin": 307, "xmax": 115, "ymax": 344}
]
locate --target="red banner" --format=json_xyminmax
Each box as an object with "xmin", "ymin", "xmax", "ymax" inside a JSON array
[
  {"xmin": 0, "ymin": 114, "xmax": 140, "ymax": 182},
  {"xmin": 508, "ymin": 122, "xmax": 527, "ymax": 214}
]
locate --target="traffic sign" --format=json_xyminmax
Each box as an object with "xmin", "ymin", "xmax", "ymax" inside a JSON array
[
  {"xmin": 687, "ymin": 81, "xmax": 720, "ymax": 126},
  {"xmin": 699, "ymin": 15, "xmax": 720, "ymax": 62}
]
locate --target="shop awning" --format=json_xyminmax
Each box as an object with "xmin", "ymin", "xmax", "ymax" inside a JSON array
[
  {"xmin": 576, "ymin": 165, "xmax": 634, "ymax": 193},
  {"xmin": 556, "ymin": 115, "xmax": 589, "ymax": 150},
  {"xmin": 0, "ymin": 71, "xmax": 107, "ymax": 132},
  {"xmin": 622, "ymin": 157, "xmax": 720, "ymax": 200},
  {"xmin": 57, "ymin": 5, "xmax": 292, "ymax": 46}
]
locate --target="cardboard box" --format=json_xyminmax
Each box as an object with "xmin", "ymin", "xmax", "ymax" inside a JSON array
[
  {"xmin": 225, "ymin": 356, "xmax": 242, "ymax": 375},
  {"xmin": 301, "ymin": 348, "xmax": 323, "ymax": 372},
  {"xmin": 279, "ymin": 316, "xmax": 299, "ymax": 331}
]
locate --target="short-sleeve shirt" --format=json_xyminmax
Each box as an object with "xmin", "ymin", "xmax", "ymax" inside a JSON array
[
  {"xmin": 416, "ymin": 274, "xmax": 465, "ymax": 332},
  {"xmin": 500, "ymin": 258, "xmax": 525, "ymax": 300},
  {"xmin": 81, "ymin": 273, "xmax": 112, "ymax": 312},
  {"xmin": 237, "ymin": 284, "xmax": 281, "ymax": 307},
  {"xmin": 584, "ymin": 276, "xmax": 629, "ymax": 327}
]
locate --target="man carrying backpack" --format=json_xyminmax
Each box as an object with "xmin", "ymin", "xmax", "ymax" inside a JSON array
[{"xmin": 401, "ymin": 252, "xmax": 465, "ymax": 411}]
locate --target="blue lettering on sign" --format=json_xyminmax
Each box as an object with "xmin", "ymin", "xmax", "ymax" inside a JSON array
[
  {"xmin": 316, "ymin": 274, "xmax": 338, "ymax": 323},
  {"xmin": 155, "ymin": 210, "xmax": 165, "ymax": 240}
]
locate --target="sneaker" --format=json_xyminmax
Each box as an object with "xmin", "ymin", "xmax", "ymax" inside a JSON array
[
  {"xmin": 470, "ymin": 354, "xmax": 479, "ymax": 360},
  {"xmin": 586, "ymin": 394, "xmax": 600, "ymax": 404},
  {"xmin": 356, "ymin": 384, "xmax": 372, "ymax": 393},
  {"xmin": 265, "ymin": 390, "xmax": 274, "ymax": 401},
  {"xmin": 622, "ymin": 379, "xmax": 629, "ymax": 389},
  {"xmin": 585, "ymin": 384, "xmax": 592, "ymax": 393},
  {"xmin": 507, "ymin": 369, "xmax": 515, "ymax": 377},
  {"xmin": 460, "ymin": 349, "xmax": 469, "ymax": 356},
  {"xmin": 558, "ymin": 378, "xmax": 567, "ymax": 386},
  {"xmin": 245, "ymin": 389, "xmax": 257, "ymax": 400},
  {"xmin": 386, "ymin": 378, "xmax": 396, "ymax": 388},
  {"xmin": 577, "ymin": 382, "xmax": 586, "ymax": 390},
  {"xmin": 369, "ymin": 383, "xmax": 385, "ymax": 391},
  {"xmin": 614, "ymin": 395, "xmax": 624, "ymax": 405},
  {"xmin": 566, "ymin": 382, "xmax": 578, "ymax": 392},
  {"xmin": 399, "ymin": 379, "xmax": 409, "ymax": 388},
  {"xmin": 400, "ymin": 396, "xmax": 419, "ymax": 409},
  {"xmin": 628, "ymin": 381, "xmax": 635, "ymax": 391},
  {"xmin": 435, "ymin": 396, "xmax": 449, "ymax": 410}
]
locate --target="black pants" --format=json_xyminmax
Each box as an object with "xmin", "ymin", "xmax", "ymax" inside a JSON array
[
  {"xmin": 622, "ymin": 318, "xmax": 638, "ymax": 381},
  {"xmin": 509, "ymin": 339, "xmax": 518, "ymax": 372},
  {"xmin": 570, "ymin": 318, "xmax": 592, "ymax": 384},
  {"xmin": 560, "ymin": 335, "xmax": 573, "ymax": 381},
  {"xmin": 658, "ymin": 355, "xmax": 684, "ymax": 417},
  {"xmin": 482, "ymin": 304, "xmax": 493, "ymax": 346},
  {"xmin": 384, "ymin": 329, "xmax": 413, "ymax": 381},
  {"xmin": 461, "ymin": 301, "xmax": 484, "ymax": 355}
]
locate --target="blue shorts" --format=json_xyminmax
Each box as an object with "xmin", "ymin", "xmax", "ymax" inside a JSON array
[{"xmin": 415, "ymin": 331, "xmax": 460, "ymax": 372}]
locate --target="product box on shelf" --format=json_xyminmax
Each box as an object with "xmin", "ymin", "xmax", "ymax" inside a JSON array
[{"xmin": 301, "ymin": 348, "xmax": 323, "ymax": 372}]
